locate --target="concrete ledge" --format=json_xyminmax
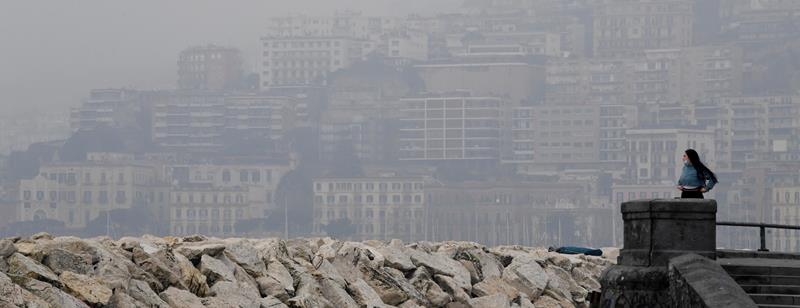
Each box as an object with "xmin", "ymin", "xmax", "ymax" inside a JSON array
[
  {"xmin": 718, "ymin": 249, "xmax": 800, "ymax": 260},
  {"xmin": 669, "ymin": 254, "xmax": 757, "ymax": 308}
]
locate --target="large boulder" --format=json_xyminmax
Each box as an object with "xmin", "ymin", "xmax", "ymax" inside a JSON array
[
  {"xmin": 127, "ymin": 279, "xmax": 170, "ymax": 308},
  {"xmin": 59, "ymin": 271, "xmax": 113, "ymax": 306},
  {"xmin": 7, "ymin": 253, "xmax": 61, "ymax": 286},
  {"xmin": 0, "ymin": 271, "xmax": 51, "ymax": 308},
  {"xmin": 468, "ymin": 293, "xmax": 510, "ymax": 308},
  {"xmin": 159, "ymin": 287, "xmax": 205, "ymax": 308},
  {"xmin": 406, "ymin": 249, "xmax": 471, "ymax": 292},
  {"xmin": 0, "ymin": 239, "xmax": 17, "ymax": 258},
  {"xmin": 175, "ymin": 243, "xmax": 226, "ymax": 262},
  {"xmin": 173, "ymin": 252, "xmax": 209, "ymax": 297},
  {"xmin": 501, "ymin": 257, "xmax": 549, "ymax": 300},
  {"xmin": 41, "ymin": 249, "xmax": 92, "ymax": 275},
  {"xmin": 199, "ymin": 254, "xmax": 235, "ymax": 284},
  {"xmin": 10, "ymin": 275, "xmax": 88, "ymax": 308}
]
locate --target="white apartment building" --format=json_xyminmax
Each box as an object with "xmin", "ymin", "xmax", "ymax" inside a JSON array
[
  {"xmin": 313, "ymin": 177, "xmax": 425, "ymax": 241},
  {"xmin": 259, "ymin": 36, "xmax": 365, "ymax": 89},
  {"xmin": 168, "ymin": 162, "xmax": 293, "ymax": 219},
  {"xmin": 398, "ymin": 96, "xmax": 503, "ymax": 161},
  {"xmin": 18, "ymin": 153, "xmax": 167, "ymax": 229}
]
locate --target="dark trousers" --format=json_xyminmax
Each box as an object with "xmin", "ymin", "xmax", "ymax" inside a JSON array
[{"xmin": 681, "ymin": 190, "xmax": 704, "ymax": 199}]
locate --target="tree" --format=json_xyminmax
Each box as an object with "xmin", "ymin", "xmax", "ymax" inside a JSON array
[
  {"xmin": 322, "ymin": 218, "xmax": 357, "ymax": 239},
  {"xmin": 59, "ymin": 125, "xmax": 125, "ymax": 161},
  {"xmin": 328, "ymin": 139, "xmax": 363, "ymax": 177}
]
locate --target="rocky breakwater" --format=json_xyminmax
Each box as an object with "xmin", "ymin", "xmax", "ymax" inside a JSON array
[{"xmin": 0, "ymin": 233, "xmax": 613, "ymax": 308}]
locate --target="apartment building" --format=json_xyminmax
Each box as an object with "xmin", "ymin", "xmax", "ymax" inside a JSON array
[
  {"xmin": 17, "ymin": 153, "xmax": 167, "ymax": 229},
  {"xmin": 398, "ymin": 96, "xmax": 503, "ymax": 161},
  {"xmin": 177, "ymin": 45, "xmax": 243, "ymax": 91},
  {"xmin": 509, "ymin": 105, "xmax": 601, "ymax": 167},
  {"xmin": 312, "ymin": 177, "xmax": 425, "ymax": 241},
  {"xmin": 415, "ymin": 61, "xmax": 545, "ymax": 104},
  {"xmin": 152, "ymin": 93, "xmax": 295, "ymax": 154},
  {"xmin": 168, "ymin": 162, "xmax": 293, "ymax": 218},
  {"xmin": 624, "ymin": 127, "xmax": 716, "ymax": 185},
  {"xmin": 259, "ymin": 36, "xmax": 366, "ymax": 89},
  {"xmin": 593, "ymin": 0, "xmax": 694, "ymax": 58},
  {"xmin": 168, "ymin": 185, "xmax": 250, "ymax": 236}
]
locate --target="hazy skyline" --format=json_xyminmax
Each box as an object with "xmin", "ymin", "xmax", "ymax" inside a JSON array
[{"xmin": 0, "ymin": 0, "xmax": 460, "ymax": 116}]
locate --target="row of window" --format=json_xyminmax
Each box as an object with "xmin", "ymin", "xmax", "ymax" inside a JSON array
[
  {"xmin": 315, "ymin": 194, "xmax": 423, "ymax": 205},
  {"xmin": 173, "ymin": 208, "xmax": 243, "ymax": 220},
  {"xmin": 315, "ymin": 182, "xmax": 423, "ymax": 192},
  {"xmin": 22, "ymin": 190, "xmax": 132, "ymax": 205},
  {"xmin": 317, "ymin": 208, "xmax": 424, "ymax": 220},
  {"xmin": 173, "ymin": 193, "xmax": 247, "ymax": 205}
]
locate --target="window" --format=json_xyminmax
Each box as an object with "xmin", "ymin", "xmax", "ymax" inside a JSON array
[
  {"xmin": 327, "ymin": 196, "xmax": 335, "ymax": 204},
  {"xmin": 116, "ymin": 191, "xmax": 126, "ymax": 204},
  {"xmin": 339, "ymin": 195, "xmax": 348, "ymax": 203},
  {"xmin": 240, "ymin": 171, "xmax": 248, "ymax": 182},
  {"xmin": 83, "ymin": 191, "xmax": 92, "ymax": 204},
  {"xmin": 175, "ymin": 209, "xmax": 182, "ymax": 218},
  {"xmin": 222, "ymin": 170, "xmax": 231, "ymax": 182},
  {"xmin": 366, "ymin": 195, "xmax": 374, "ymax": 203},
  {"xmin": 99, "ymin": 191, "xmax": 109, "ymax": 204},
  {"xmin": 252, "ymin": 171, "xmax": 261, "ymax": 183},
  {"xmin": 23, "ymin": 191, "xmax": 31, "ymax": 200}
]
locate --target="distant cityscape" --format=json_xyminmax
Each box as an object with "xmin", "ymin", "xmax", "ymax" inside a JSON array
[{"xmin": 2, "ymin": 0, "xmax": 800, "ymax": 252}]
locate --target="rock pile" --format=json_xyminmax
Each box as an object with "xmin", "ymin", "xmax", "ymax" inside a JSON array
[{"xmin": 0, "ymin": 233, "xmax": 613, "ymax": 308}]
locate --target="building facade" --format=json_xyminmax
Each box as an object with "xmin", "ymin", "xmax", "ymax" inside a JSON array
[
  {"xmin": 398, "ymin": 96, "xmax": 504, "ymax": 161},
  {"xmin": 312, "ymin": 177, "xmax": 425, "ymax": 241},
  {"xmin": 178, "ymin": 45, "xmax": 243, "ymax": 91}
]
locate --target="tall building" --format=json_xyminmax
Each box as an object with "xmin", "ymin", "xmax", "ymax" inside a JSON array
[
  {"xmin": 415, "ymin": 61, "xmax": 546, "ymax": 104},
  {"xmin": 398, "ymin": 96, "xmax": 503, "ymax": 161},
  {"xmin": 178, "ymin": 45, "xmax": 243, "ymax": 91},
  {"xmin": 508, "ymin": 104, "xmax": 601, "ymax": 167},
  {"xmin": 70, "ymin": 89, "xmax": 165, "ymax": 133},
  {"xmin": 312, "ymin": 176, "xmax": 426, "ymax": 241},
  {"xmin": 593, "ymin": 0, "xmax": 694, "ymax": 58},
  {"xmin": 624, "ymin": 127, "xmax": 716, "ymax": 185},
  {"xmin": 152, "ymin": 93, "xmax": 296, "ymax": 154},
  {"xmin": 259, "ymin": 36, "xmax": 366, "ymax": 89}
]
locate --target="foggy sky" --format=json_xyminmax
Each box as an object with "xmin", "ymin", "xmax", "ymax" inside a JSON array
[{"xmin": 0, "ymin": 0, "xmax": 459, "ymax": 117}]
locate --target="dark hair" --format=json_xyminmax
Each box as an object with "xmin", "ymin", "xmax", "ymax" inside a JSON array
[{"xmin": 685, "ymin": 149, "xmax": 717, "ymax": 183}]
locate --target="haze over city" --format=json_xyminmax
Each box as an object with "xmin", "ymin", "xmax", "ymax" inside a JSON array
[{"xmin": 1, "ymin": 0, "xmax": 800, "ymax": 254}]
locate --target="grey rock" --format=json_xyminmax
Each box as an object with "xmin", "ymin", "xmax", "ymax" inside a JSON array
[
  {"xmin": 256, "ymin": 275, "xmax": 290, "ymax": 301},
  {"xmin": 502, "ymin": 258, "xmax": 549, "ymax": 300},
  {"xmin": 41, "ymin": 248, "xmax": 92, "ymax": 275},
  {"xmin": 0, "ymin": 239, "xmax": 17, "ymax": 258},
  {"xmin": 377, "ymin": 244, "xmax": 415, "ymax": 271},
  {"xmin": 173, "ymin": 252, "xmax": 209, "ymax": 297},
  {"xmin": 128, "ymin": 279, "xmax": 170, "ymax": 308},
  {"xmin": 545, "ymin": 265, "xmax": 586, "ymax": 303},
  {"xmin": 259, "ymin": 295, "xmax": 289, "ymax": 308},
  {"xmin": 11, "ymin": 275, "xmax": 89, "ymax": 308},
  {"xmin": 223, "ymin": 239, "xmax": 267, "ymax": 277},
  {"xmin": 468, "ymin": 293, "xmax": 511, "ymax": 308},
  {"xmin": 175, "ymin": 243, "xmax": 226, "ymax": 261},
  {"xmin": 132, "ymin": 247, "xmax": 183, "ymax": 292},
  {"xmin": 473, "ymin": 276, "xmax": 520, "ymax": 299},
  {"xmin": 320, "ymin": 278, "xmax": 359, "ymax": 308},
  {"xmin": 407, "ymin": 249, "xmax": 471, "ymax": 292},
  {"xmin": 200, "ymin": 254, "xmax": 235, "ymax": 284},
  {"xmin": 159, "ymin": 287, "xmax": 206, "ymax": 308},
  {"xmin": 7, "ymin": 253, "xmax": 61, "ymax": 286},
  {"xmin": 434, "ymin": 274, "xmax": 470, "ymax": 304},
  {"xmin": 265, "ymin": 259, "xmax": 294, "ymax": 294},
  {"xmin": 347, "ymin": 278, "xmax": 386, "ymax": 307},
  {"xmin": 0, "ymin": 271, "xmax": 51, "ymax": 308},
  {"xmin": 31, "ymin": 232, "xmax": 54, "ymax": 241},
  {"xmin": 108, "ymin": 291, "xmax": 148, "ymax": 308},
  {"xmin": 59, "ymin": 271, "xmax": 113, "ymax": 306}
]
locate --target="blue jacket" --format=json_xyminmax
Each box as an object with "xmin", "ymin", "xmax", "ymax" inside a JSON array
[{"xmin": 678, "ymin": 163, "xmax": 718, "ymax": 191}]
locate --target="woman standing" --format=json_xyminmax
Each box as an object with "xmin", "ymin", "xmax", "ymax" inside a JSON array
[{"xmin": 677, "ymin": 149, "xmax": 718, "ymax": 199}]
